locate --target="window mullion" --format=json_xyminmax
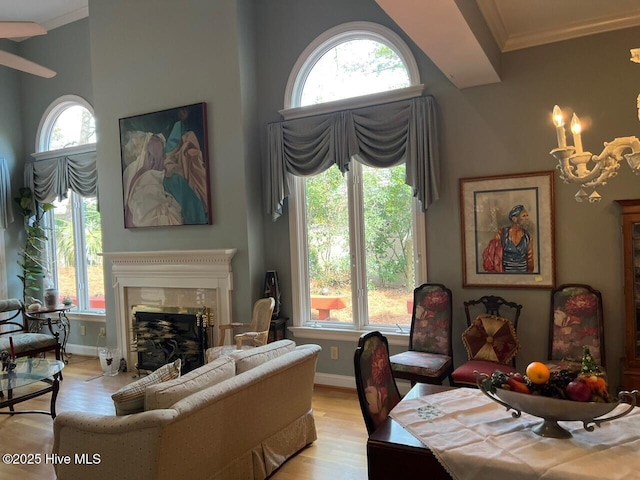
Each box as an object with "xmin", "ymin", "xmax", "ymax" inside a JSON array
[
  {"xmin": 71, "ymin": 193, "xmax": 88, "ymax": 310},
  {"xmin": 412, "ymin": 198, "xmax": 428, "ymax": 285},
  {"xmin": 288, "ymin": 175, "xmax": 311, "ymax": 327},
  {"xmin": 348, "ymin": 164, "xmax": 368, "ymax": 329}
]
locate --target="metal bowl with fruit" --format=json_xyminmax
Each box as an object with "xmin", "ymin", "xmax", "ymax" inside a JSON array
[{"xmin": 475, "ymin": 364, "xmax": 638, "ymax": 439}]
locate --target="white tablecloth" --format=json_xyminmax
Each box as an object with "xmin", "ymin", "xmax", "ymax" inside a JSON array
[{"xmin": 389, "ymin": 387, "xmax": 640, "ymax": 480}]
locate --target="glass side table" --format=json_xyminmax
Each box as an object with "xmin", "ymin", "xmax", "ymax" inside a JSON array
[
  {"xmin": 0, "ymin": 357, "xmax": 65, "ymax": 418},
  {"xmin": 26, "ymin": 304, "xmax": 75, "ymax": 363}
]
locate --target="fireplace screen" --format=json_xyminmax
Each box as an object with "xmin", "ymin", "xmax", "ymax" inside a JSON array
[{"xmin": 132, "ymin": 306, "xmax": 211, "ymax": 374}]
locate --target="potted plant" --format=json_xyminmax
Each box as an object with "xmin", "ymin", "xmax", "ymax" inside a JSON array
[{"xmin": 14, "ymin": 187, "xmax": 54, "ymax": 303}]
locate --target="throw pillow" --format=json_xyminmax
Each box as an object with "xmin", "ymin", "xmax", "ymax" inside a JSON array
[
  {"xmin": 462, "ymin": 314, "xmax": 520, "ymax": 365},
  {"xmin": 111, "ymin": 359, "xmax": 181, "ymax": 415},
  {"xmin": 144, "ymin": 355, "xmax": 235, "ymax": 410},
  {"xmin": 229, "ymin": 339, "xmax": 296, "ymax": 374}
]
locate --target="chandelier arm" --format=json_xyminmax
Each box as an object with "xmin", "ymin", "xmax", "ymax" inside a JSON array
[
  {"xmin": 557, "ymin": 153, "xmax": 603, "ymax": 184},
  {"xmin": 552, "ymin": 137, "xmax": 640, "ymax": 187},
  {"xmin": 592, "ymin": 137, "xmax": 640, "ymax": 163},
  {"xmin": 579, "ymin": 162, "xmax": 620, "ymax": 188}
]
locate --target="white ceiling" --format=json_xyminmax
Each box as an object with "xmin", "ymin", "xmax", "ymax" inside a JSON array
[
  {"xmin": 0, "ymin": 0, "xmax": 88, "ymax": 33},
  {"xmin": 2, "ymin": 0, "xmax": 640, "ymax": 87}
]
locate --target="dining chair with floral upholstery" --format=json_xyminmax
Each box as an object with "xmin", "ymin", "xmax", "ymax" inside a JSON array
[
  {"xmin": 354, "ymin": 331, "xmax": 401, "ymax": 435},
  {"xmin": 389, "ymin": 283, "xmax": 454, "ymax": 386},
  {"xmin": 546, "ymin": 284, "xmax": 605, "ymax": 372}
]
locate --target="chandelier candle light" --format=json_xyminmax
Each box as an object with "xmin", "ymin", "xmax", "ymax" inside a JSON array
[{"xmin": 550, "ymin": 49, "xmax": 640, "ymax": 203}]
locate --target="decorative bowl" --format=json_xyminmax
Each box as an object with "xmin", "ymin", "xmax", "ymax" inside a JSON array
[{"xmin": 475, "ymin": 371, "xmax": 638, "ymax": 438}]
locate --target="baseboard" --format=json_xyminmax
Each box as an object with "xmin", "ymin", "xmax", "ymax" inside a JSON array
[
  {"xmin": 314, "ymin": 372, "xmax": 411, "ymax": 395},
  {"xmin": 65, "ymin": 343, "xmax": 100, "ymax": 358},
  {"xmin": 314, "ymin": 372, "xmax": 356, "ymax": 389}
]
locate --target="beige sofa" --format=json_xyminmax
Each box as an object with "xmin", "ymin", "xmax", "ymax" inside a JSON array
[{"xmin": 52, "ymin": 340, "xmax": 321, "ymax": 480}]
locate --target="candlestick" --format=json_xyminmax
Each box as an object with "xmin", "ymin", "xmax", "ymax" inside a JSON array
[
  {"xmin": 9, "ymin": 336, "xmax": 15, "ymax": 360},
  {"xmin": 552, "ymin": 105, "xmax": 567, "ymax": 148},
  {"xmin": 571, "ymin": 113, "xmax": 583, "ymax": 153}
]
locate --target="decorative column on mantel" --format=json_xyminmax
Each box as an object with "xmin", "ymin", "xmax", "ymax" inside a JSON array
[{"xmin": 100, "ymin": 249, "xmax": 237, "ymax": 368}]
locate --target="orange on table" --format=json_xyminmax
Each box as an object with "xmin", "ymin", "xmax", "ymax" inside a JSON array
[{"xmin": 526, "ymin": 361, "xmax": 551, "ymax": 384}]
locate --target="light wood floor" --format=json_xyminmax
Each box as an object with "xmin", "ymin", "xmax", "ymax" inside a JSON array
[{"xmin": 0, "ymin": 355, "xmax": 368, "ymax": 479}]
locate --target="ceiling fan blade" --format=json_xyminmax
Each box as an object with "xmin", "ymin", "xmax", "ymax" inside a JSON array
[
  {"xmin": 0, "ymin": 50, "xmax": 56, "ymax": 78},
  {"xmin": 0, "ymin": 21, "xmax": 46, "ymax": 39}
]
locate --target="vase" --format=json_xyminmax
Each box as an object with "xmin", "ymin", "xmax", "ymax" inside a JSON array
[
  {"xmin": 99, "ymin": 347, "xmax": 121, "ymax": 376},
  {"xmin": 264, "ymin": 270, "xmax": 281, "ymax": 319},
  {"xmin": 44, "ymin": 288, "xmax": 59, "ymax": 310}
]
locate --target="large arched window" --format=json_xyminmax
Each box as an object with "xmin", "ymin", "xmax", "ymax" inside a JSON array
[
  {"xmin": 283, "ymin": 22, "xmax": 427, "ymax": 336},
  {"xmin": 35, "ymin": 95, "xmax": 103, "ymax": 314}
]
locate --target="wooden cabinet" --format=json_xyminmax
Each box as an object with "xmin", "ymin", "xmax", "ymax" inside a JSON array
[{"xmin": 618, "ymin": 200, "xmax": 640, "ymax": 390}]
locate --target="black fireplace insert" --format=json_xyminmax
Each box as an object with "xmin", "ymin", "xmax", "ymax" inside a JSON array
[{"xmin": 132, "ymin": 306, "xmax": 210, "ymax": 374}]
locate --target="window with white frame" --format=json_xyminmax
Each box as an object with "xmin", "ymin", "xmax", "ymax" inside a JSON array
[
  {"xmin": 36, "ymin": 95, "xmax": 104, "ymax": 314},
  {"xmin": 283, "ymin": 22, "xmax": 427, "ymax": 333}
]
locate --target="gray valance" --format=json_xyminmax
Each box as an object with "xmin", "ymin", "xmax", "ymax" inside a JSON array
[
  {"xmin": 0, "ymin": 158, "xmax": 14, "ymax": 228},
  {"xmin": 25, "ymin": 149, "xmax": 97, "ymax": 204},
  {"xmin": 266, "ymin": 95, "xmax": 439, "ymax": 221}
]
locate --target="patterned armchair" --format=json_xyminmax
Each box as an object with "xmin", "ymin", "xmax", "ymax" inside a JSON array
[
  {"xmin": 354, "ymin": 331, "xmax": 401, "ymax": 435},
  {"xmin": 547, "ymin": 284, "xmax": 605, "ymax": 371},
  {"xmin": 389, "ymin": 283, "xmax": 453, "ymax": 385}
]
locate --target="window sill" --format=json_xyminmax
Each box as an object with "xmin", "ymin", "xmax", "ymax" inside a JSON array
[
  {"xmin": 67, "ymin": 311, "xmax": 106, "ymax": 323},
  {"xmin": 288, "ymin": 326, "xmax": 409, "ymax": 346}
]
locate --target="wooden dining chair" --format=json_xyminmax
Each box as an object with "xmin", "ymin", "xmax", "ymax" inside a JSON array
[
  {"xmin": 389, "ymin": 283, "xmax": 453, "ymax": 385},
  {"xmin": 451, "ymin": 295, "xmax": 522, "ymax": 387},
  {"xmin": 354, "ymin": 331, "xmax": 401, "ymax": 435},
  {"xmin": 546, "ymin": 284, "xmax": 605, "ymax": 372}
]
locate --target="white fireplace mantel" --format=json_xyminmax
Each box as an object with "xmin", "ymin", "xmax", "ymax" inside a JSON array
[{"xmin": 102, "ymin": 249, "xmax": 237, "ymax": 367}]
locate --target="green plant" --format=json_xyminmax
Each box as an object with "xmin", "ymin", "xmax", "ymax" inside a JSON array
[{"xmin": 14, "ymin": 187, "xmax": 54, "ymax": 302}]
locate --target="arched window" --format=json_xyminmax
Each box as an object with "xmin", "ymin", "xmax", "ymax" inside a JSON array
[
  {"xmin": 35, "ymin": 95, "xmax": 103, "ymax": 314},
  {"xmin": 37, "ymin": 95, "xmax": 96, "ymax": 152},
  {"xmin": 283, "ymin": 22, "xmax": 427, "ymax": 335}
]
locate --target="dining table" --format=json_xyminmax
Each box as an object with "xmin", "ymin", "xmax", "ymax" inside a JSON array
[
  {"xmin": 367, "ymin": 383, "xmax": 454, "ymax": 479},
  {"xmin": 367, "ymin": 383, "xmax": 640, "ymax": 480}
]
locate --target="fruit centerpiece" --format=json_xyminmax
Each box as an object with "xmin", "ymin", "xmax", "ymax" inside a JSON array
[{"xmin": 476, "ymin": 347, "xmax": 638, "ymax": 438}]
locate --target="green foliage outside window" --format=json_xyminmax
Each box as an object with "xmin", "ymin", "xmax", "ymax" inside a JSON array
[{"xmin": 305, "ymin": 165, "xmax": 412, "ymax": 291}]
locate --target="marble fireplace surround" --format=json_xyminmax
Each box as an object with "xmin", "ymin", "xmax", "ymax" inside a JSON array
[{"xmin": 102, "ymin": 249, "xmax": 237, "ymax": 369}]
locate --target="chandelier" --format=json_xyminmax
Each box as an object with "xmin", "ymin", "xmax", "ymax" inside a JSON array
[{"xmin": 549, "ymin": 49, "xmax": 640, "ymax": 203}]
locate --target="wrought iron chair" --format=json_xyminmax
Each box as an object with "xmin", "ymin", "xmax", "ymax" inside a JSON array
[
  {"xmin": 0, "ymin": 298, "xmax": 62, "ymax": 376},
  {"xmin": 354, "ymin": 331, "xmax": 401, "ymax": 435},
  {"xmin": 546, "ymin": 284, "xmax": 605, "ymax": 371},
  {"xmin": 389, "ymin": 283, "xmax": 453, "ymax": 385},
  {"xmin": 451, "ymin": 295, "xmax": 523, "ymax": 387}
]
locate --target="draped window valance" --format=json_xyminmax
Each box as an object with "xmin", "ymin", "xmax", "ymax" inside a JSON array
[
  {"xmin": 0, "ymin": 158, "xmax": 14, "ymax": 228},
  {"xmin": 25, "ymin": 145, "xmax": 97, "ymax": 205},
  {"xmin": 266, "ymin": 95, "xmax": 439, "ymax": 221}
]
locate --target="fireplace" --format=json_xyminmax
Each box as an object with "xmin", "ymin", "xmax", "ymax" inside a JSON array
[
  {"xmin": 102, "ymin": 250, "xmax": 236, "ymax": 370},
  {"xmin": 132, "ymin": 305, "xmax": 211, "ymax": 374}
]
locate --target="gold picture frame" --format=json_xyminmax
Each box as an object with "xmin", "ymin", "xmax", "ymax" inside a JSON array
[{"xmin": 459, "ymin": 171, "xmax": 556, "ymax": 288}]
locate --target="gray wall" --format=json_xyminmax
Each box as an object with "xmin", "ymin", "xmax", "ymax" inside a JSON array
[
  {"xmin": 4, "ymin": 0, "xmax": 640, "ymax": 388},
  {"xmin": 0, "ymin": 38, "xmax": 24, "ymax": 298},
  {"xmin": 88, "ymin": 0, "xmax": 264, "ymax": 346},
  {"xmin": 254, "ymin": 0, "xmax": 640, "ymax": 387}
]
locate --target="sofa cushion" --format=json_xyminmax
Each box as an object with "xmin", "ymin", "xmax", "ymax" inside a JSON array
[
  {"xmin": 228, "ymin": 339, "xmax": 296, "ymax": 374},
  {"xmin": 144, "ymin": 355, "xmax": 235, "ymax": 410},
  {"xmin": 111, "ymin": 359, "xmax": 181, "ymax": 415}
]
